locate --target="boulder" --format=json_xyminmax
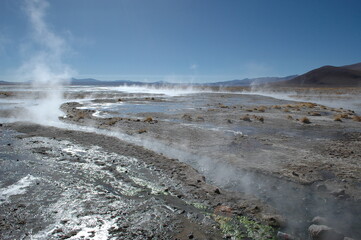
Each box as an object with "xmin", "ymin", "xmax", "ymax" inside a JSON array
[
  {"xmin": 308, "ymin": 224, "xmax": 344, "ymax": 240},
  {"xmin": 311, "ymin": 216, "xmax": 328, "ymax": 225}
]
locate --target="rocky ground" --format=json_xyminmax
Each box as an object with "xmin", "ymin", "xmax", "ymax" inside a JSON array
[
  {"xmin": 1, "ymin": 86, "xmax": 361, "ymax": 239},
  {"xmin": 0, "ymin": 123, "xmax": 279, "ymax": 240}
]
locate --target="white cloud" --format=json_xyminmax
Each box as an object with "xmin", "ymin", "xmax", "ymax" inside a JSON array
[{"xmin": 190, "ymin": 64, "xmax": 198, "ymax": 70}]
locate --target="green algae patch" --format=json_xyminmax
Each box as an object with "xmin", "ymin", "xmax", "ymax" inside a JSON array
[
  {"xmin": 214, "ymin": 215, "xmax": 277, "ymax": 240},
  {"xmin": 185, "ymin": 201, "xmax": 277, "ymax": 239},
  {"xmin": 215, "ymin": 215, "xmax": 246, "ymax": 239},
  {"xmin": 190, "ymin": 202, "xmax": 209, "ymax": 211},
  {"xmin": 238, "ymin": 216, "xmax": 277, "ymax": 240}
]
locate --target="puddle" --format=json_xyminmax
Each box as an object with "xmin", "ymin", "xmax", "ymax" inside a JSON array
[{"xmin": 79, "ymin": 98, "xmax": 202, "ymax": 118}]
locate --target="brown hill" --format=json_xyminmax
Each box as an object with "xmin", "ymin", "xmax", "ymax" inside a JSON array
[
  {"xmin": 272, "ymin": 63, "xmax": 361, "ymax": 87},
  {"xmin": 342, "ymin": 62, "xmax": 361, "ymax": 71}
]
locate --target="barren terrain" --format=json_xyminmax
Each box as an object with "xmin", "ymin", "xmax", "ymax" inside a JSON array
[{"xmin": 1, "ymin": 86, "xmax": 361, "ymax": 239}]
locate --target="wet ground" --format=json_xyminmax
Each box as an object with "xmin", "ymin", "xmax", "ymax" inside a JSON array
[
  {"xmin": 1, "ymin": 85, "xmax": 361, "ymax": 239},
  {"xmin": 0, "ymin": 123, "xmax": 280, "ymax": 240},
  {"xmin": 0, "ymin": 127, "xmax": 223, "ymax": 239}
]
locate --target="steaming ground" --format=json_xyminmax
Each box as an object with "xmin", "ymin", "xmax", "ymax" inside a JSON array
[
  {"xmin": 1, "ymin": 85, "xmax": 361, "ymax": 239},
  {"xmin": 0, "ymin": 123, "xmax": 277, "ymax": 240}
]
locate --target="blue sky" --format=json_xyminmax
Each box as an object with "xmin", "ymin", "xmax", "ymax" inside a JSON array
[{"xmin": 1, "ymin": 0, "xmax": 361, "ymax": 83}]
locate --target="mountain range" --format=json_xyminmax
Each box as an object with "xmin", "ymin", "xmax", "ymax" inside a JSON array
[
  {"xmin": 1, "ymin": 62, "xmax": 361, "ymax": 87},
  {"xmin": 203, "ymin": 75, "xmax": 297, "ymax": 87}
]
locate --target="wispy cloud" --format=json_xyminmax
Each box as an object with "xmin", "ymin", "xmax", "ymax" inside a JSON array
[{"xmin": 190, "ymin": 64, "xmax": 198, "ymax": 70}]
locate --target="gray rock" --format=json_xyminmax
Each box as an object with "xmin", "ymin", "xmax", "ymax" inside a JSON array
[
  {"xmin": 332, "ymin": 189, "xmax": 345, "ymax": 196},
  {"xmin": 308, "ymin": 224, "xmax": 344, "ymax": 240},
  {"xmin": 311, "ymin": 216, "xmax": 328, "ymax": 225}
]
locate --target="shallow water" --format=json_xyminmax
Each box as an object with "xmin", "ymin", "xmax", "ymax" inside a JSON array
[{"xmin": 78, "ymin": 99, "xmax": 198, "ymax": 118}]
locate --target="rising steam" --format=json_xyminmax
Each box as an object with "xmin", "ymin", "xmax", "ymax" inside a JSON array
[{"xmin": 18, "ymin": 0, "xmax": 74, "ymax": 124}]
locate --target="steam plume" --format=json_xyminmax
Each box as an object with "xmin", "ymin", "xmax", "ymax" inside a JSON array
[{"xmin": 18, "ymin": 0, "xmax": 74, "ymax": 124}]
